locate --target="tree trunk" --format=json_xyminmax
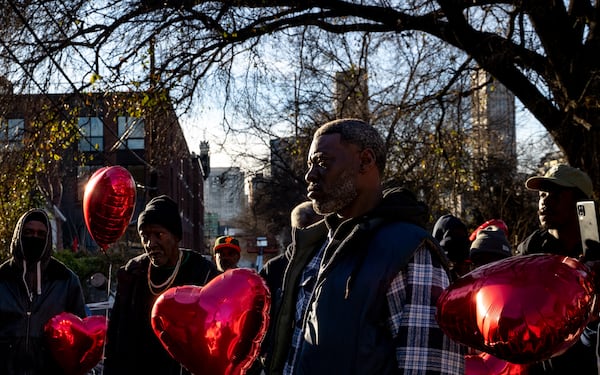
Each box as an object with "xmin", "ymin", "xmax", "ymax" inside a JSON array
[{"xmin": 553, "ymin": 124, "xmax": 600, "ymax": 200}]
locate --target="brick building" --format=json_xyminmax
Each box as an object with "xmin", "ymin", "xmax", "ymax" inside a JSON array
[{"xmin": 0, "ymin": 90, "xmax": 207, "ymax": 253}]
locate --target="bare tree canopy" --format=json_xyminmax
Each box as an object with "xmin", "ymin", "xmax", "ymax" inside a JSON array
[{"xmin": 3, "ymin": 0, "xmax": 597, "ymax": 195}]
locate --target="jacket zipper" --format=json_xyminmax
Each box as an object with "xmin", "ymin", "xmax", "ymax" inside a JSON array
[{"xmin": 25, "ymin": 308, "xmax": 31, "ymax": 352}]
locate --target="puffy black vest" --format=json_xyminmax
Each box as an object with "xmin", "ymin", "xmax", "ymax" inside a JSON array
[{"xmin": 295, "ymin": 221, "xmax": 433, "ymax": 374}]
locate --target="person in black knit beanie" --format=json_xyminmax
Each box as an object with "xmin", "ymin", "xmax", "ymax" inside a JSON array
[{"xmin": 104, "ymin": 195, "xmax": 220, "ymax": 375}]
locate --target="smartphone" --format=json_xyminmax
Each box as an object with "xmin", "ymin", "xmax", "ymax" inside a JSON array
[{"xmin": 577, "ymin": 200, "xmax": 600, "ymax": 256}]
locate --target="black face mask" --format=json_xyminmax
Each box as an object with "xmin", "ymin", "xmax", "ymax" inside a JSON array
[{"xmin": 21, "ymin": 236, "xmax": 46, "ymax": 262}]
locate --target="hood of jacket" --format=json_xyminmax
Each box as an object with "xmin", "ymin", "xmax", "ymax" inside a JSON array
[
  {"xmin": 320, "ymin": 186, "xmax": 429, "ymax": 244},
  {"xmin": 376, "ymin": 186, "xmax": 429, "ymax": 228},
  {"xmin": 10, "ymin": 208, "xmax": 53, "ymax": 265}
]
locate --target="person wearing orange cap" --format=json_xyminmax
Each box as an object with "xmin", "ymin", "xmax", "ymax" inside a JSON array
[{"xmin": 213, "ymin": 235, "xmax": 242, "ymax": 272}]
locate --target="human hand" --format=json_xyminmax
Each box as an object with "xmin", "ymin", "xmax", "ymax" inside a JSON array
[
  {"xmin": 581, "ymin": 239, "xmax": 600, "ymax": 279},
  {"xmin": 583, "ymin": 239, "xmax": 600, "ymax": 261}
]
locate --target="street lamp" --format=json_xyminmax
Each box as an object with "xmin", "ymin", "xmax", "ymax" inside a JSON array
[{"xmin": 256, "ymin": 236, "xmax": 268, "ymax": 272}]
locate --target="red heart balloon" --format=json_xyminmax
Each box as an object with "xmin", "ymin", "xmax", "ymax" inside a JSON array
[
  {"xmin": 45, "ymin": 312, "xmax": 108, "ymax": 375},
  {"xmin": 466, "ymin": 352, "xmax": 528, "ymax": 375},
  {"xmin": 437, "ymin": 254, "xmax": 596, "ymax": 363},
  {"xmin": 83, "ymin": 166, "xmax": 136, "ymax": 250},
  {"xmin": 151, "ymin": 268, "xmax": 270, "ymax": 375}
]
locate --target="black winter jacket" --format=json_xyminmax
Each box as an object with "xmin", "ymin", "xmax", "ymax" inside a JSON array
[
  {"xmin": 0, "ymin": 209, "xmax": 87, "ymax": 375},
  {"xmin": 518, "ymin": 229, "xmax": 598, "ymax": 374},
  {"xmin": 517, "ymin": 228, "xmax": 584, "ymax": 258},
  {"xmin": 103, "ymin": 249, "xmax": 220, "ymax": 375},
  {"xmin": 267, "ymin": 187, "xmax": 443, "ymax": 374}
]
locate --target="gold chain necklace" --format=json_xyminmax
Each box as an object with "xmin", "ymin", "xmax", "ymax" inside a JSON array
[{"xmin": 147, "ymin": 250, "xmax": 182, "ymax": 296}]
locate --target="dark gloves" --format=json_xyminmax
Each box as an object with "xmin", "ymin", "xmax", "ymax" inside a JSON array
[
  {"xmin": 583, "ymin": 239, "xmax": 600, "ymax": 261},
  {"xmin": 581, "ymin": 240, "xmax": 600, "ymax": 324},
  {"xmin": 581, "ymin": 240, "xmax": 600, "ymax": 287}
]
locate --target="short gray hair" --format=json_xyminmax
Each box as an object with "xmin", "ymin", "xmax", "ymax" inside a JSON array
[{"xmin": 314, "ymin": 118, "xmax": 386, "ymax": 174}]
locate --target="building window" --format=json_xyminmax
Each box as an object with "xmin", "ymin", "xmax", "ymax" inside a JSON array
[
  {"xmin": 1, "ymin": 118, "xmax": 24, "ymax": 149},
  {"xmin": 117, "ymin": 116, "xmax": 145, "ymax": 149},
  {"xmin": 78, "ymin": 117, "xmax": 103, "ymax": 151}
]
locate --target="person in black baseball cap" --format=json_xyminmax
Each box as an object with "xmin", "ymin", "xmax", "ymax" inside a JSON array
[{"xmin": 213, "ymin": 235, "xmax": 241, "ymax": 272}]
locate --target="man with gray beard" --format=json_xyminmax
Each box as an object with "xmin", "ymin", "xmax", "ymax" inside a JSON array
[{"xmin": 267, "ymin": 119, "xmax": 464, "ymax": 375}]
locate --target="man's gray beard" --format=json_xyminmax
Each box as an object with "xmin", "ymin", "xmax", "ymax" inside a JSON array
[{"xmin": 313, "ymin": 171, "xmax": 358, "ymax": 215}]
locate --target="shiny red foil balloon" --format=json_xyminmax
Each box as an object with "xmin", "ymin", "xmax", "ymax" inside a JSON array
[
  {"xmin": 466, "ymin": 352, "xmax": 528, "ymax": 375},
  {"xmin": 437, "ymin": 254, "xmax": 596, "ymax": 363},
  {"xmin": 151, "ymin": 268, "xmax": 271, "ymax": 375},
  {"xmin": 44, "ymin": 312, "xmax": 108, "ymax": 375},
  {"xmin": 83, "ymin": 166, "xmax": 136, "ymax": 250}
]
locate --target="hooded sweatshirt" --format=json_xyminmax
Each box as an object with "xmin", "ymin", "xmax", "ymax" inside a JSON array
[{"xmin": 0, "ymin": 209, "xmax": 87, "ymax": 375}]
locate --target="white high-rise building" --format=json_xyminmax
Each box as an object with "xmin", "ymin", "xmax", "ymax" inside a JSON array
[
  {"xmin": 471, "ymin": 69, "xmax": 517, "ymax": 169},
  {"xmin": 203, "ymin": 166, "xmax": 246, "ymax": 235}
]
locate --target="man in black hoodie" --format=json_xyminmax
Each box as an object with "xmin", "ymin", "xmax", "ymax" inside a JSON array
[{"xmin": 0, "ymin": 209, "xmax": 87, "ymax": 375}]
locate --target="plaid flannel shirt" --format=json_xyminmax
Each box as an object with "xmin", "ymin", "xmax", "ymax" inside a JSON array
[{"xmin": 284, "ymin": 243, "xmax": 464, "ymax": 374}]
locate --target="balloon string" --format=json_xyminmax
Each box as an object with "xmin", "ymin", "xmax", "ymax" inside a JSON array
[
  {"xmin": 106, "ymin": 263, "xmax": 112, "ymax": 320},
  {"xmin": 99, "ymin": 252, "xmax": 112, "ymax": 375},
  {"xmin": 596, "ymin": 323, "xmax": 600, "ymax": 372}
]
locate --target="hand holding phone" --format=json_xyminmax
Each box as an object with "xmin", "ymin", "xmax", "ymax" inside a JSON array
[{"xmin": 577, "ymin": 200, "xmax": 600, "ymax": 257}]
